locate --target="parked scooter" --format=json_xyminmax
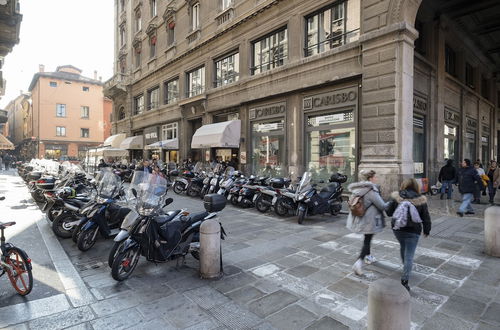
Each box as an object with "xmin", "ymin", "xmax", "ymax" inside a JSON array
[{"xmin": 295, "ymin": 172, "xmax": 346, "ymax": 224}]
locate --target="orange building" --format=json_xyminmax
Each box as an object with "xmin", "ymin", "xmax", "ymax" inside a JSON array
[{"xmin": 28, "ymin": 65, "xmax": 109, "ymax": 160}]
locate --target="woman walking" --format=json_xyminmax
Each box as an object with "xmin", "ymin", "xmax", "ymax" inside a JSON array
[
  {"xmin": 386, "ymin": 178, "xmax": 431, "ymax": 292},
  {"xmin": 346, "ymin": 170, "xmax": 388, "ymax": 275},
  {"xmin": 487, "ymin": 160, "xmax": 500, "ymax": 204}
]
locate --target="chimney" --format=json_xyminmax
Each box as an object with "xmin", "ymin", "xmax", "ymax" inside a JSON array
[
  {"xmin": 94, "ymin": 70, "xmax": 97, "ymax": 80},
  {"xmin": 39, "ymin": 64, "xmax": 45, "ymax": 72}
]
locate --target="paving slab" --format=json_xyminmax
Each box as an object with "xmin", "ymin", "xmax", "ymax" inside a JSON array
[
  {"xmin": 248, "ymin": 290, "xmax": 300, "ymax": 318},
  {"xmin": 440, "ymin": 295, "xmax": 487, "ymax": 322},
  {"xmin": 305, "ymin": 316, "xmax": 349, "ymax": 330},
  {"xmin": 27, "ymin": 306, "xmax": 95, "ymax": 330},
  {"xmin": 266, "ymin": 304, "xmax": 318, "ymax": 329}
]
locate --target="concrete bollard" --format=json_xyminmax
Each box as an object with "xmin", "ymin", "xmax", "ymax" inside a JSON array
[
  {"xmin": 368, "ymin": 278, "xmax": 410, "ymax": 330},
  {"xmin": 485, "ymin": 206, "xmax": 500, "ymax": 257},
  {"xmin": 199, "ymin": 219, "xmax": 222, "ymax": 279}
]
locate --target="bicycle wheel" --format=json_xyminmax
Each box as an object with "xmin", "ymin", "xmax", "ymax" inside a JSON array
[{"xmin": 5, "ymin": 247, "xmax": 33, "ymax": 296}]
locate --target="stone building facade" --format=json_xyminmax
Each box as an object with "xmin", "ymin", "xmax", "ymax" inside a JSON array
[{"xmin": 105, "ymin": 0, "xmax": 500, "ymax": 191}]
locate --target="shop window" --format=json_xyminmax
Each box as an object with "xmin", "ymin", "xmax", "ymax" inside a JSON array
[
  {"xmin": 134, "ymin": 94, "xmax": 144, "ymax": 115},
  {"xmin": 187, "ymin": 66, "xmax": 205, "ymax": 97},
  {"xmin": 465, "ymin": 63, "xmax": 474, "ymax": 89},
  {"xmin": 481, "ymin": 135, "xmax": 490, "ymax": 165},
  {"xmin": 306, "ymin": 111, "xmax": 356, "ymax": 184},
  {"xmin": 305, "ymin": 2, "xmax": 347, "ymax": 57},
  {"xmin": 464, "ymin": 131, "xmax": 476, "ymax": 161},
  {"xmin": 45, "ymin": 145, "xmax": 68, "ymax": 159},
  {"xmin": 135, "ymin": 9, "xmax": 142, "ymax": 32},
  {"xmin": 252, "ymin": 28, "xmax": 288, "ymax": 74},
  {"xmin": 164, "ymin": 78, "xmax": 178, "ymax": 104},
  {"xmin": 215, "ymin": 52, "xmax": 239, "ymax": 87},
  {"xmin": 147, "ymin": 86, "xmax": 159, "ymax": 110},
  {"xmin": 56, "ymin": 104, "xmax": 66, "ymax": 117},
  {"xmin": 413, "ymin": 115, "xmax": 425, "ymax": 178},
  {"xmin": 81, "ymin": 128, "xmax": 89, "ymax": 138},
  {"xmin": 162, "ymin": 122, "xmax": 178, "ymax": 140},
  {"xmin": 444, "ymin": 124, "xmax": 459, "ymax": 163},
  {"xmin": 150, "ymin": 0, "xmax": 157, "ymax": 17},
  {"xmin": 82, "ymin": 86, "xmax": 89, "ymax": 91},
  {"xmin": 56, "ymin": 126, "xmax": 66, "ymax": 136},
  {"xmin": 252, "ymin": 120, "xmax": 285, "ymax": 176},
  {"xmin": 50, "ymin": 81, "xmax": 57, "ymax": 87},
  {"xmin": 481, "ymin": 76, "xmax": 489, "ymax": 100},
  {"xmin": 81, "ymin": 106, "xmax": 89, "ymax": 118},
  {"xmin": 191, "ymin": 3, "xmax": 200, "ymax": 30},
  {"xmin": 445, "ymin": 44, "xmax": 456, "ymax": 76}
]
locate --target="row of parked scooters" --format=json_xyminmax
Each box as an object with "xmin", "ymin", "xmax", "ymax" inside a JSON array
[
  {"xmin": 171, "ymin": 163, "xmax": 347, "ymax": 224},
  {"xmin": 17, "ymin": 159, "xmax": 227, "ymax": 281}
]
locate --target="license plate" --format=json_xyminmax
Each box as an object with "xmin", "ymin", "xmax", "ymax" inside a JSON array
[
  {"xmin": 238, "ymin": 196, "xmax": 243, "ymax": 202},
  {"xmin": 253, "ymin": 194, "xmax": 258, "ymax": 202},
  {"xmin": 227, "ymin": 194, "xmax": 232, "ymax": 201},
  {"xmin": 272, "ymin": 196, "xmax": 278, "ymax": 205}
]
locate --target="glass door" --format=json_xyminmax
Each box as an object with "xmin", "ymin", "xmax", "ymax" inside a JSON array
[{"xmin": 413, "ymin": 115, "xmax": 426, "ymax": 178}]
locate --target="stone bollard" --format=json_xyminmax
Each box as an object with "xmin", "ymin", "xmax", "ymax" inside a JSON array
[
  {"xmin": 199, "ymin": 219, "xmax": 222, "ymax": 279},
  {"xmin": 368, "ymin": 278, "xmax": 410, "ymax": 330},
  {"xmin": 484, "ymin": 206, "xmax": 500, "ymax": 257}
]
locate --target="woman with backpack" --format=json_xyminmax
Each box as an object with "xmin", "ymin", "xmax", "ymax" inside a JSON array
[
  {"xmin": 346, "ymin": 169, "xmax": 388, "ymax": 275},
  {"xmin": 386, "ymin": 178, "xmax": 431, "ymax": 292}
]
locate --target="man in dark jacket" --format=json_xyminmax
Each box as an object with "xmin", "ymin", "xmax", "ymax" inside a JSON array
[
  {"xmin": 438, "ymin": 159, "xmax": 457, "ymax": 200},
  {"xmin": 457, "ymin": 159, "xmax": 481, "ymax": 217}
]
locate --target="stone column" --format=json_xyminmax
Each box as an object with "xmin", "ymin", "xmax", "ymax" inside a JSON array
[{"xmin": 359, "ymin": 23, "xmax": 418, "ymax": 193}]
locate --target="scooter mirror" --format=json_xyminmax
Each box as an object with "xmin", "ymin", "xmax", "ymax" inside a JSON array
[
  {"xmin": 164, "ymin": 197, "xmax": 173, "ymax": 206},
  {"xmin": 131, "ymin": 188, "xmax": 137, "ymax": 197}
]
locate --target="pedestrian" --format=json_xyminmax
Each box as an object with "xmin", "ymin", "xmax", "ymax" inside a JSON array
[
  {"xmin": 457, "ymin": 159, "xmax": 482, "ymax": 217},
  {"xmin": 473, "ymin": 161, "xmax": 486, "ymax": 204},
  {"xmin": 97, "ymin": 159, "xmax": 108, "ymax": 169},
  {"xmin": 346, "ymin": 169, "xmax": 388, "ymax": 275},
  {"xmin": 3, "ymin": 153, "xmax": 10, "ymax": 170},
  {"xmin": 487, "ymin": 160, "xmax": 500, "ymax": 205},
  {"xmin": 386, "ymin": 178, "xmax": 431, "ymax": 292},
  {"xmin": 438, "ymin": 159, "xmax": 457, "ymax": 200}
]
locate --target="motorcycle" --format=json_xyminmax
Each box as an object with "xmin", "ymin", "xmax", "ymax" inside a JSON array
[
  {"xmin": 253, "ymin": 177, "xmax": 291, "ymax": 213},
  {"xmin": 295, "ymin": 172, "xmax": 346, "ymax": 224},
  {"xmin": 110, "ymin": 173, "xmax": 227, "ymax": 281}
]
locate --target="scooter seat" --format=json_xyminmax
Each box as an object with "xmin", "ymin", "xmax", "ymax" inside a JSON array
[
  {"xmin": 188, "ymin": 211, "xmax": 209, "ymax": 223},
  {"xmin": 318, "ymin": 191, "xmax": 333, "ymax": 199},
  {"xmin": 154, "ymin": 210, "xmax": 182, "ymax": 225},
  {"xmin": 66, "ymin": 199, "xmax": 87, "ymax": 207}
]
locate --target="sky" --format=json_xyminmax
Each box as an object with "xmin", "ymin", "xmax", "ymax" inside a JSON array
[{"xmin": 0, "ymin": 0, "xmax": 114, "ymax": 108}]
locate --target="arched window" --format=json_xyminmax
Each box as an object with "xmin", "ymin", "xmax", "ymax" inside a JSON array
[{"xmin": 118, "ymin": 106, "xmax": 126, "ymax": 120}]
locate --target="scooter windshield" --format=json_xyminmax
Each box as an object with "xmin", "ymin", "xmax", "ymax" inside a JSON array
[
  {"xmin": 97, "ymin": 171, "xmax": 120, "ymax": 199},
  {"xmin": 136, "ymin": 173, "xmax": 168, "ymax": 214},
  {"xmin": 296, "ymin": 172, "xmax": 312, "ymax": 197}
]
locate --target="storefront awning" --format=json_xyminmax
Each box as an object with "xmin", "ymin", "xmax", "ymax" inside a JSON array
[
  {"xmin": 103, "ymin": 133, "xmax": 126, "ymax": 148},
  {"xmin": 119, "ymin": 135, "xmax": 143, "ymax": 150},
  {"xmin": 95, "ymin": 147, "xmax": 128, "ymax": 157},
  {"xmin": 146, "ymin": 139, "xmax": 179, "ymax": 150},
  {"xmin": 0, "ymin": 134, "xmax": 14, "ymax": 150},
  {"xmin": 191, "ymin": 120, "xmax": 241, "ymax": 149}
]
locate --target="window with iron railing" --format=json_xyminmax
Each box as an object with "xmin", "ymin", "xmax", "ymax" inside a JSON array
[
  {"xmin": 134, "ymin": 95, "xmax": 144, "ymax": 115},
  {"xmin": 187, "ymin": 66, "xmax": 205, "ymax": 97},
  {"xmin": 305, "ymin": 2, "xmax": 357, "ymax": 57},
  {"xmin": 164, "ymin": 79, "xmax": 178, "ymax": 104},
  {"xmin": 147, "ymin": 86, "xmax": 159, "ymax": 110},
  {"xmin": 215, "ymin": 52, "xmax": 239, "ymax": 87},
  {"xmin": 252, "ymin": 28, "xmax": 288, "ymax": 75}
]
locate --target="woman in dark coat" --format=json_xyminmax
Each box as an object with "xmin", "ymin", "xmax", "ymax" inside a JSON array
[{"xmin": 386, "ymin": 178, "xmax": 431, "ymax": 292}]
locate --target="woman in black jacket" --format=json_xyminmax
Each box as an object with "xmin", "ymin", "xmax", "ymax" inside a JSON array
[{"xmin": 386, "ymin": 178, "xmax": 431, "ymax": 292}]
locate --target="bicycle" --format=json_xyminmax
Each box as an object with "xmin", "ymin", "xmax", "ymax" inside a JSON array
[{"xmin": 0, "ymin": 197, "xmax": 33, "ymax": 296}]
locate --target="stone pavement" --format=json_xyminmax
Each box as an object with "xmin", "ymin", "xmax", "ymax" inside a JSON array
[{"xmin": 1, "ymin": 171, "xmax": 500, "ymax": 329}]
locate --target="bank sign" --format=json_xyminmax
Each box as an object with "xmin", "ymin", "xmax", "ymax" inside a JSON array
[
  {"xmin": 144, "ymin": 126, "xmax": 159, "ymax": 145},
  {"xmin": 249, "ymin": 102, "xmax": 286, "ymax": 120},
  {"xmin": 303, "ymin": 87, "xmax": 358, "ymax": 112}
]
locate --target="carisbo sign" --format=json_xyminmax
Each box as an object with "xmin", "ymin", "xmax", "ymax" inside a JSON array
[
  {"xmin": 303, "ymin": 87, "xmax": 357, "ymax": 112},
  {"xmin": 249, "ymin": 102, "xmax": 286, "ymax": 120}
]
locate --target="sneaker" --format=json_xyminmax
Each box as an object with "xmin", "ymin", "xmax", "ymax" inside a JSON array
[
  {"xmin": 456, "ymin": 211, "xmax": 464, "ymax": 217},
  {"xmin": 364, "ymin": 255, "xmax": 377, "ymax": 265},
  {"xmin": 465, "ymin": 211, "xmax": 475, "ymax": 215},
  {"xmin": 352, "ymin": 259, "xmax": 364, "ymax": 275},
  {"xmin": 401, "ymin": 280, "xmax": 410, "ymax": 292}
]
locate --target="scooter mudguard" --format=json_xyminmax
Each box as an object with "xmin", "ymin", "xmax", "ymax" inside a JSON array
[
  {"xmin": 81, "ymin": 220, "xmax": 97, "ymax": 232},
  {"xmin": 118, "ymin": 238, "xmax": 140, "ymax": 254},
  {"xmin": 114, "ymin": 229, "xmax": 129, "ymax": 242}
]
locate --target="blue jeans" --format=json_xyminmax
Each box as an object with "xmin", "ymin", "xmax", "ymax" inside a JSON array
[
  {"xmin": 393, "ymin": 231, "xmax": 420, "ymax": 281},
  {"xmin": 458, "ymin": 193, "xmax": 474, "ymax": 213},
  {"xmin": 440, "ymin": 180, "xmax": 454, "ymax": 199}
]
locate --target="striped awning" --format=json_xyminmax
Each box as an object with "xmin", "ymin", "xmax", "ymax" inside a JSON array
[{"xmin": 0, "ymin": 134, "xmax": 14, "ymax": 150}]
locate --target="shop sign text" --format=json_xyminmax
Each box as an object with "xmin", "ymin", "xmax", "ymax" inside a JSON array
[
  {"xmin": 303, "ymin": 87, "xmax": 357, "ymax": 112},
  {"xmin": 249, "ymin": 102, "xmax": 286, "ymax": 120},
  {"xmin": 444, "ymin": 109, "xmax": 460, "ymax": 123},
  {"xmin": 413, "ymin": 94, "xmax": 427, "ymax": 113}
]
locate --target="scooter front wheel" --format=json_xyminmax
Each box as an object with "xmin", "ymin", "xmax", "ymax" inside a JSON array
[
  {"xmin": 274, "ymin": 198, "xmax": 290, "ymax": 217},
  {"xmin": 230, "ymin": 195, "xmax": 239, "ymax": 206},
  {"xmin": 77, "ymin": 227, "xmax": 99, "ymax": 252},
  {"xmin": 52, "ymin": 213, "xmax": 77, "ymax": 238},
  {"xmin": 255, "ymin": 195, "xmax": 270, "ymax": 213},
  {"xmin": 297, "ymin": 208, "xmax": 306, "ymax": 224},
  {"xmin": 173, "ymin": 182, "xmax": 184, "ymax": 195},
  {"xmin": 111, "ymin": 246, "xmax": 140, "ymax": 281},
  {"xmin": 108, "ymin": 240, "xmax": 125, "ymax": 268}
]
